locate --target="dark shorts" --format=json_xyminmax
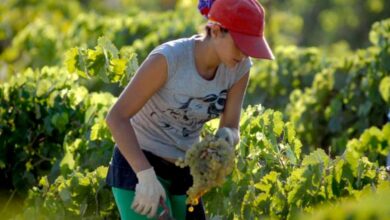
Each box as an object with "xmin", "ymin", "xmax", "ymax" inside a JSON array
[{"xmin": 105, "ymin": 146, "xmax": 206, "ymax": 220}]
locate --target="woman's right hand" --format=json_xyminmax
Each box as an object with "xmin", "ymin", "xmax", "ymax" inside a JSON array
[
  {"xmin": 131, "ymin": 167, "xmax": 167, "ymax": 218},
  {"xmin": 215, "ymin": 127, "xmax": 235, "ymax": 147}
]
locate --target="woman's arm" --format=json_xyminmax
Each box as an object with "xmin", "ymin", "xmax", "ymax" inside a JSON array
[
  {"xmin": 218, "ymin": 71, "xmax": 250, "ymax": 146},
  {"xmin": 105, "ymin": 53, "xmax": 168, "ymax": 173}
]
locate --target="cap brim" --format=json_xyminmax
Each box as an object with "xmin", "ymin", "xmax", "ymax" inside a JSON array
[{"xmin": 230, "ymin": 31, "xmax": 274, "ymax": 60}]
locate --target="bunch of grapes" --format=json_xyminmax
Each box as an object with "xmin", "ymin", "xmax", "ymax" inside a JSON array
[{"xmin": 176, "ymin": 135, "xmax": 235, "ymax": 209}]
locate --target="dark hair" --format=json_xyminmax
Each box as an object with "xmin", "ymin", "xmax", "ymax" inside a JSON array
[{"xmin": 205, "ymin": 25, "xmax": 229, "ymax": 39}]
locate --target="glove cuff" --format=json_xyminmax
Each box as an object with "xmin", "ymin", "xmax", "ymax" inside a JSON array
[
  {"xmin": 216, "ymin": 127, "xmax": 235, "ymax": 145},
  {"xmin": 136, "ymin": 167, "xmax": 156, "ymax": 181}
]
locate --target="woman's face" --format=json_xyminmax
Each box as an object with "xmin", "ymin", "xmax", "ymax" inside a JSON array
[{"xmin": 211, "ymin": 26, "xmax": 248, "ymax": 68}]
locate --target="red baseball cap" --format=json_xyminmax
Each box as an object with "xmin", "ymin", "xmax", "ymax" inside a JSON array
[{"xmin": 207, "ymin": 0, "xmax": 274, "ymax": 60}]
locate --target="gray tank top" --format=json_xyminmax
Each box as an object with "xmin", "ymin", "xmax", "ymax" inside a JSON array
[{"xmin": 130, "ymin": 35, "xmax": 252, "ymax": 159}]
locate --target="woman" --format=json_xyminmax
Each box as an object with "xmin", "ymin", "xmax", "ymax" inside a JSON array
[{"xmin": 105, "ymin": 0, "xmax": 274, "ymax": 219}]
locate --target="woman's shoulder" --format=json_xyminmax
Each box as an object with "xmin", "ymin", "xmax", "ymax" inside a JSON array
[
  {"xmin": 149, "ymin": 35, "xmax": 197, "ymax": 61},
  {"xmin": 222, "ymin": 57, "xmax": 253, "ymax": 86},
  {"xmin": 146, "ymin": 35, "xmax": 198, "ymax": 79},
  {"xmin": 227, "ymin": 57, "xmax": 253, "ymax": 74},
  {"xmin": 155, "ymin": 35, "xmax": 197, "ymax": 51},
  {"xmin": 147, "ymin": 35, "xmax": 195, "ymax": 62}
]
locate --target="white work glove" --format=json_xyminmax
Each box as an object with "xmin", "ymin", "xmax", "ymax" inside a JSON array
[
  {"xmin": 131, "ymin": 167, "xmax": 166, "ymax": 218},
  {"xmin": 215, "ymin": 127, "xmax": 235, "ymax": 147}
]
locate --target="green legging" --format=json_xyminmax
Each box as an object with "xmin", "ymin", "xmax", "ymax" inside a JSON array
[{"xmin": 112, "ymin": 177, "xmax": 187, "ymax": 220}]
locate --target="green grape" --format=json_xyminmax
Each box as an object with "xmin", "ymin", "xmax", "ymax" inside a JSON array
[{"xmin": 176, "ymin": 135, "xmax": 235, "ymax": 206}]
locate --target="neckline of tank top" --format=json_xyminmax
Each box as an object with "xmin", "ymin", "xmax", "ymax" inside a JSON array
[{"xmin": 189, "ymin": 34, "xmax": 223, "ymax": 83}]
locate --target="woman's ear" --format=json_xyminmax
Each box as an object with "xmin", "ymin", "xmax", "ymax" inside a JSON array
[{"xmin": 209, "ymin": 24, "xmax": 222, "ymax": 38}]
